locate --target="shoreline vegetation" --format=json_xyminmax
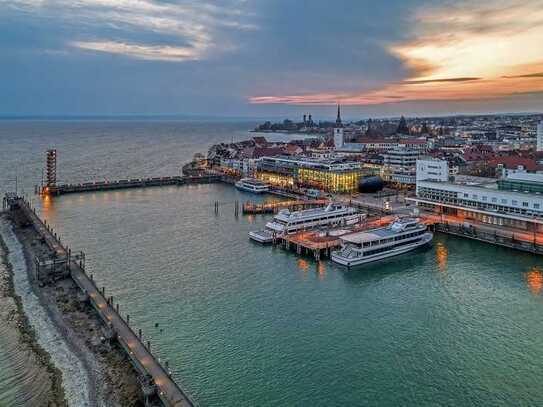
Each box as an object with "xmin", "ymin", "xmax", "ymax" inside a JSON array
[{"xmin": 0, "ymin": 212, "xmax": 144, "ymax": 406}]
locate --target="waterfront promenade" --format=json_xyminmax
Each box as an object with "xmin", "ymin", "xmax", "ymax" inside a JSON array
[{"xmin": 4, "ymin": 194, "xmax": 195, "ymax": 407}]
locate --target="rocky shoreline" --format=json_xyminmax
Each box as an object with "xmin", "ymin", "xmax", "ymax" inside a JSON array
[
  {"xmin": 0, "ymin": 225, "xmax": 66, "ymax": 406},
  {"xmin": 1, "ymin": 212, "xmax": 144, "ymax": 406}
]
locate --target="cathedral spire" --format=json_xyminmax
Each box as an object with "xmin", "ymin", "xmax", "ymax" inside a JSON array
[{"xmin": 336, "ymin": 104, "xmax": 342, "ymax": 127}]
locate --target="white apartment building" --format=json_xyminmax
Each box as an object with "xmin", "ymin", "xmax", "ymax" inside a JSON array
[
  {"xmin": 383, "ymin": 148, "xmax": 420, "ymax": 185},
  {"xmin": 416, "ymin": 158, "xmax": 449, "ymax": 183},
  {"xmin": 411, "ymin": 173, "xmax": 543, "ymax": 232},
  {"xmin": 537, "ymin": 121, "xmax": 543, "ymax": 152}
]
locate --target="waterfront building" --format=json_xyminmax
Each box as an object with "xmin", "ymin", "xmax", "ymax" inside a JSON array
[
  {"xmin": 416, "ymin": 158, "xmax": 449, "ymax": 183},
  {"xmin": 490, "ymin": 156, "xmax": 542, "ymax": 178},
  {"xmin": 351, "ymin": 137, "xmax": 428, "ymax": 152},
  {"xmin": 256, "ymin": 155, "xmax": 366, "ymax": 193},
  {"xmin": 333, "ymin": 105, "xmax": 344, "ymax": 149},
  {"xmin": 410, "ymin": 172, "xmax": 543, "ymax": 232},
  {"xmin": 537, "ymin": 121, "xmax": 543, "ymax": 152},
  {"xmin": 383, "ymin": 147, "xmax": 421, "ymax": 185}
]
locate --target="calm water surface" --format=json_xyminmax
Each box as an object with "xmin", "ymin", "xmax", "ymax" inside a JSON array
[{"xmin": 2, "ymin": 121, "xmax": 543, "ymax": 406}]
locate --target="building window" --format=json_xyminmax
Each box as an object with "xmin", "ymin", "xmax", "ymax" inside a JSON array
[
  {"xmin": 534, "ymin": 203, "xmax": 540, "ymax": 209},
  {"xmin": 501, "ymin": 199, "xmax": 507, "ymax": 204},
  {"xmin": 464, "ymin": 193, "xmax": 468, "ymax": 198},
  {"xmin": 482, "ymin": 196, "xmax": 487, "ymax": 201},
  {"xmin": 523, "ymin": 202, "xmax": 529, "ymax": 207},
  {"xmin": 491, "ymin": 197, "xmax": 497, "ymax": 203},
  {"xmin": 512, "ymin": 200, "xmax": 518, "ymax": 206}
]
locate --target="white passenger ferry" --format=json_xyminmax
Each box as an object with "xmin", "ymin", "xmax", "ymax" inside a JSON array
[
  {"xmin": 235, "ymin": 178, "xmax": 270, "ymax": 194},
  {"xmin": 331, "ymin": 218, "xmax": 432, "ymax": 267},
  {"xmin": 264, "ymin": 203, "xmax": 362, "ymax": 235}
]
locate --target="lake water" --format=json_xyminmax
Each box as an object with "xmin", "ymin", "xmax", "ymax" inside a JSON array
[{"xmin": 2, "ymin": 121, "xmax": 543, "ymax": 406}]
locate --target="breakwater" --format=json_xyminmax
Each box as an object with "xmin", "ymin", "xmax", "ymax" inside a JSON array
[{"xmin": 40, "ymin": 175, "xmax": 222, "ymax": 196}]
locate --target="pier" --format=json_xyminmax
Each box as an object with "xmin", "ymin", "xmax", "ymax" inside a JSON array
[
  {"xmin": 39, "ymin": 175, "xmax": 221, "ymax": 196},
  {"xmin": 3, "ymin": 194, "xmax": 196, "ymax": 407},
  {"xmin": 242, "ymin": 199, "xmax": 330, "ymax": 214},
  {"xmin": 276, "ymin": 216, "xmax": 397, "ymax": 260},
  {"xmin": 424, "ymin": 217, "xmax": 543, "ymax": 255}
]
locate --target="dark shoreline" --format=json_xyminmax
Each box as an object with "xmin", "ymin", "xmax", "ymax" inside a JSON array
[
  {"xmin": 1, "ymin": 212, "xmax": 144, "ymax": 406},
  {"xmin": 0, "ymin": 215, "xmax": 66, "ymax": 406}
]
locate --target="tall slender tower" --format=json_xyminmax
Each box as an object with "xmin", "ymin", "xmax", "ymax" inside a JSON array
[
  {"xmin": 537, "ymin": 120, "xmax": 543, "ymax": 152},
  {"xmin": 333, "ymin": 104, "xmax": 344, "ymax": 149},
  {"xmin": 46, "ymin": 149, "xmax": 57, "ymax": 187}
]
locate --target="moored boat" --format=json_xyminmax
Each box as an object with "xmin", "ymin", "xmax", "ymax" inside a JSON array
[
  {"xmin": 264, "ymin": 203, "xmax": 363, "ymax": 234},
  {"xmin": 331, "ymin": 217, "xmax": 432, "ymax": 267},
  {"xmin": 235, "ymin": 178, "xmax": 270, "ymax": 194}
]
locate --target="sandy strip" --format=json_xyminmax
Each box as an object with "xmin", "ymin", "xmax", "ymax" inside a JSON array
[{"xmin": 0, "ymin": 216, "xmax": 93, "ymax": 406}]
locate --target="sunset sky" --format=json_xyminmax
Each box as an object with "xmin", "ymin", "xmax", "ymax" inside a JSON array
[{"xmin": 2, "ymin": 0, "xmax": 543, "ymax": 118}]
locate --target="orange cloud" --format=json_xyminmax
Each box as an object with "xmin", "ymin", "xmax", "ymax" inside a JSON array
[{"xmin": 250, "ymin": 0, "xmax": 543, "ymax": 105}]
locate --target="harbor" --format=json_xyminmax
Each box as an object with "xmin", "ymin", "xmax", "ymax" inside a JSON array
[
  {"xmin": 2, "ymin": 121, "xmax": 543, "ymax": 406},
  {"xmin": 2, "ymin": 194, "xmax": 196, "ymax": 407},
  {"xmin": 15, "ymin": 178, "xmax": 543, "ymax": 407}
]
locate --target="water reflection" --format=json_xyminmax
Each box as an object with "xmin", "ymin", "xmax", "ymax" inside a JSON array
[
  {"xmin": 41, "ymin": 194, "xmax": 56, "ymax": 221},
  {"xmin": 317, "ymin": 261, "xmax": 326, "ymax": 281},
  {"xmin": 526, "ymin": 266, "xmax": 543, "ymax": 295},
  {"xmin": 297, "ymin": 258, "xmax": 309, "ymax": 272},
  {"xmin": 435, "ymin": 242, "xmax": 448, "ymax": 272}
]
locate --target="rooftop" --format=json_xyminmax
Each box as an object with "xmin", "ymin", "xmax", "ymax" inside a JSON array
[{"xmin": 506, "ymin": 172, "xmax": 543, "ymax": 184}]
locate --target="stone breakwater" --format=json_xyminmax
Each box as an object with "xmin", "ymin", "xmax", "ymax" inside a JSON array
[
  {"xmin": 0, "ymin": 216, "xmax": 90, "ymax": 406},
  {"xmin": 0, "ymin": 224, "xmax": 65, "ymax": 406}
]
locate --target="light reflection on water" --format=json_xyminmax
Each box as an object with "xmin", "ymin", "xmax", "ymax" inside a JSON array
[
  {"xmin": 297, "ymin": 258, "xmax": 310, "ymax": 272},
  {"xmin": 435, "ymin": 242, "xmax": 448, "ymax": 272},
  {"xmin": 526, "ymin": 266, "xmax": 543, "ymax": 295}
]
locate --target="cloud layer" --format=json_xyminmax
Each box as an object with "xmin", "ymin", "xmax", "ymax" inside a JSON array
[
  {"xmin": 250, "ymin": 0, "xmax": 543, "ymax": 107},
  {"xmin": 1, "ymin": 0, "xmax": 543, "ymax": 116}
]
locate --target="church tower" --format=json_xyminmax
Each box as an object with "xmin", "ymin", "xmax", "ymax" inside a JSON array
[{"xmin": 333, "ymin": 104, "xmax": 344, "ymax": 149}]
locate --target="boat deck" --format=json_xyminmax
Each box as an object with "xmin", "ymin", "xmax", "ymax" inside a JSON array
[
  {"xmin": 279, "ymin": 215, "xmax": 398, "ymax": 253},
  {"xmin": 248, "ymin": 230, "xmax": 275, "ymax": 243}
]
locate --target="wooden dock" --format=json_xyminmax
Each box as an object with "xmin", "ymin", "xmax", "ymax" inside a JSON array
[
  {"xmin": 277, "ymin": 216, "xmax": 397, "ymax": 260},
  {"xmin": 40, "ymin": 175, "xmax": 222, "ymax": 196},
  {"xmin": 4, "ymin": 195, "xmax": 196, "ymax": 407},
  {"xmin": 242, "ymin": 199, "xmax": 330, "ymax": 214}
]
